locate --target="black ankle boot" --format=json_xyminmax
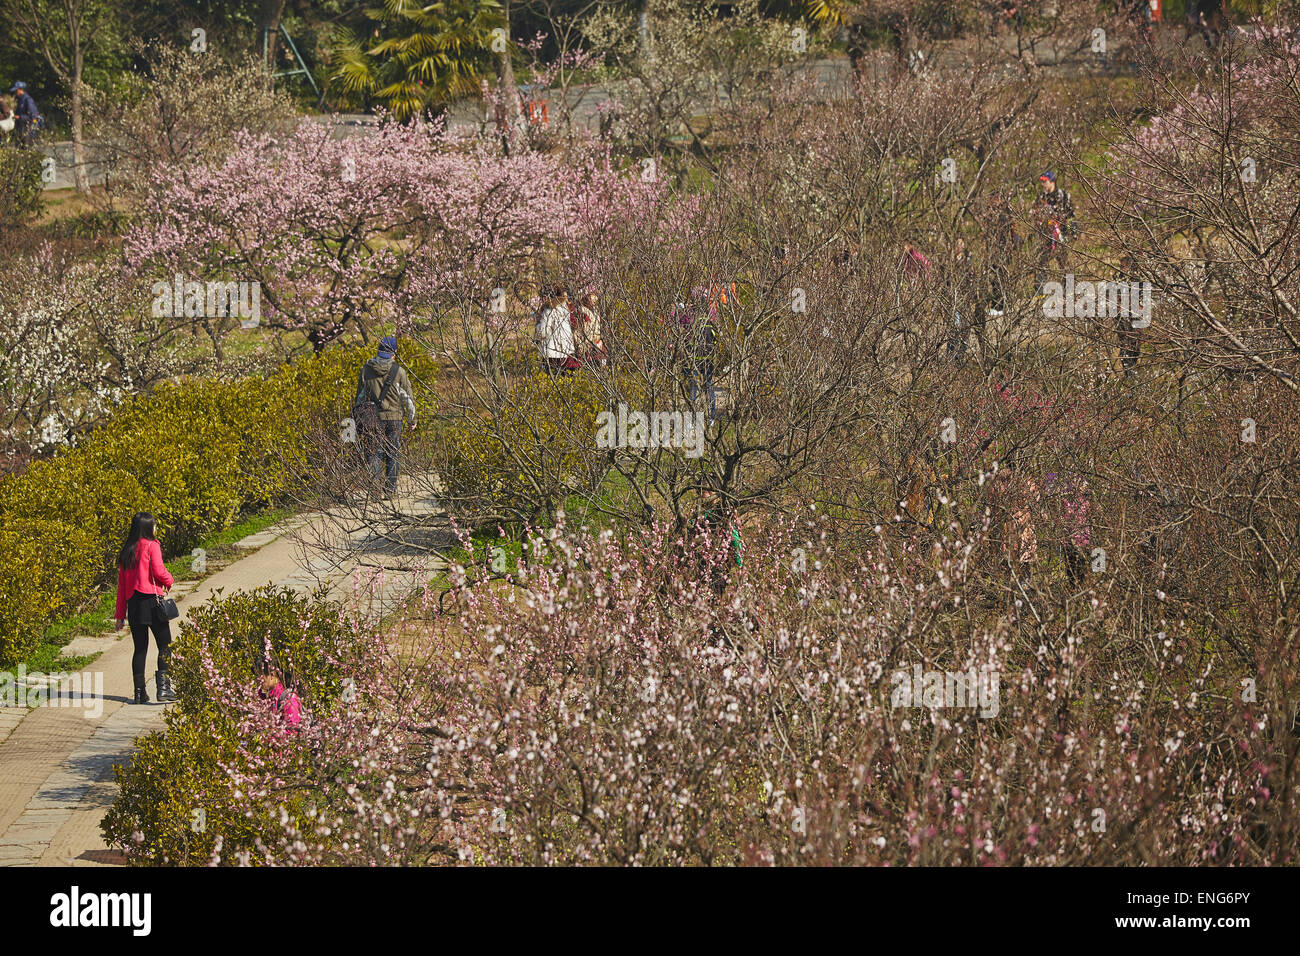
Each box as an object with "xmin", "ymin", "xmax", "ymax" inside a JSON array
[
  {"xmin": 132, "ymin": 676, "xmax": 150, "ymax": 705},
  {"xmin": 155, "ymin": 672, "xmax": 176, "ymax": 703}
]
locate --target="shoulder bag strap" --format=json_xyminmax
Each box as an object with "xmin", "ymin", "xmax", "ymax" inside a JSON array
[{"xmin": 373, "ymin": 363, "xmax": 400, "ymax": 407}]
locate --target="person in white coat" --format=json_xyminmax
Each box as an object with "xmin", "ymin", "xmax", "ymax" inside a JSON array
[{"xmin": 536, "ymin": 285, "xmax": 578, "ymax": 374}]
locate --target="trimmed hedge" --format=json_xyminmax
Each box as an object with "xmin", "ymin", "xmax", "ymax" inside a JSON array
[
  {"xmin": 102, "ymin": 587, "xmax": 360, "ymax": 865},
  {"xmin": 0, "ymin": 346, "xmax": 437, "ymax": 665}
]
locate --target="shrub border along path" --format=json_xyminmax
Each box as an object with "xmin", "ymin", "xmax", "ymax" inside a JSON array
[{"xmin": 0, "ymin": 476, "xmax": 446, "ymax": 866}]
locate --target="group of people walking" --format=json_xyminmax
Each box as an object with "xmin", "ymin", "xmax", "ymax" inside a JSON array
[
  {"xmin": 534, "ymin": 282, "xmax": 725, "ymax": 423},
  {"xmin": 905, "ymin": 169, "xmax": 1142, "ymax": 375},
  {"xmin": 527, "ymin": 167, "xmax": 1120, "ymax": 421},
  {"xmin": 535, "ymin": 285, "xmax": 606, "ymax": 374}
]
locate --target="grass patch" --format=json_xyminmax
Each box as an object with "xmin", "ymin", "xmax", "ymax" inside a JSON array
[
  {"xmin": 25, "ymin": 586, "xmax": 118, "ymax": 673},
  {"xmin": 163, "ymin": 507, "xmax": 291, "ymax": 580}
]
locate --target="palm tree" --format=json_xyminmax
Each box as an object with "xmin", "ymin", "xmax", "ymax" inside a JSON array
[
  {"xmin": 330, "ymin": 0, "xmax": 506, "ymax": 121},
  {"xmin": 803, "ymin": 0, "xmax": 858, "ymax": 28}
]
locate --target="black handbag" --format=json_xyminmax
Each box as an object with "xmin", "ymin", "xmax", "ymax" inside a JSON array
[{"xmin": 156, "ymin": 594, "xmax": 180, "ymax": 621}]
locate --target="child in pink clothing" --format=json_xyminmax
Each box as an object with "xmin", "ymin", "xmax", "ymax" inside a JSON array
[{"xmin": 259, "ymin": 660, "xmax": 302, "ymax": 731}]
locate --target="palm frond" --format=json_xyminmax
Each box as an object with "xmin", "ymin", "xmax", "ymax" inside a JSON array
[{"xmin": 331, "ymin": 0, "xmax": 505, "ymax": 115}]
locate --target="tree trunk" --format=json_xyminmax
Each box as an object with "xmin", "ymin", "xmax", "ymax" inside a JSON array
[
  {"xmin": 494, "ymin": 0, "xmax": 526, "ymax": 155},
  {"xmin": 638, "ymin": 3, "xmax": 652, "ymax": 59},
  {"xmin": 70, "ymin": 52, "xmax": 89, "ymax": 193},
  {"xmin": 259, "ymin": 0, "xmax": 288, "ymax": 77}
]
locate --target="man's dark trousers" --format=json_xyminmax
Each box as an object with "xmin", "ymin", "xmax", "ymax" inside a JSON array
[{"xmin": 369, "ymin": 419, "xmax": 403, "ymax": 495}]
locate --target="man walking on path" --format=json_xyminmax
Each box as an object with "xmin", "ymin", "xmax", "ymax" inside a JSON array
[
  {"xmin": 1033, "ymin": 170, "xmax": 1075, "ymax": 279},
  {"xmin": 353, "ymin": 336, "xmax": 417, "ymax": 497},
  {"xmin": 10, "ymin": 82, "xmax": 41, "ymax": 146}
]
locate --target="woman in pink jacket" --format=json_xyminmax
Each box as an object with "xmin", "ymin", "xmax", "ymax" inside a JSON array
[{"xmin": 114, "ymin": 513, "xmax": 175, "ymax": 705}]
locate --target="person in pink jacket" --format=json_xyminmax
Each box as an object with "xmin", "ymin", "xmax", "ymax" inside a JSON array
[
  {"xmin": 114, "ymin": 512, "xmax": 175, "ymax": 705},
  {"xmin": 901, "ymin": 243, "xmax": 933, "ymax": 279},
  {"xmin": 258, "ymin": 659, "xmax": 302, "ymax": 731}
]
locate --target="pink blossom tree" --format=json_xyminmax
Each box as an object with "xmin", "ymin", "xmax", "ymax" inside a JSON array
[
  {"xmin": 1087, "ymin": 26, "xmax": 1300, "ymax": 391},
  {"xmin": 126, "ymin": 116, "xmax": 665, "ymax": 357}
]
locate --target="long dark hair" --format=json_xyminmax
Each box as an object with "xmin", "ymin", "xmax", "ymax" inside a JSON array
[
  {"xmin": 256, "ymin": 655, "xmax": 294, "ymax": 689},
  {"xmin": 117, "ymin": 512, "xmax": 157, "ymax": 569}
]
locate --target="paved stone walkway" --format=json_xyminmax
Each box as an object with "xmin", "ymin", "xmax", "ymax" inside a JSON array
[{"xmin": 0, "ymin": 477, "xmax": 448, "ymax": 866}]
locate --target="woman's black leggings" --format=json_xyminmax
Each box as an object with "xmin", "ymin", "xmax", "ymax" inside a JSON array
[{"xmin": 126, "ymin": 591, "xmax": 172, "ymax": 682}]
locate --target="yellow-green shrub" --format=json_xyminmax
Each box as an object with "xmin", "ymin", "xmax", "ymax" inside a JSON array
[
  {"xmin": 0, "ymin": 519, "xmax": 100, "ymax": 662},
  {"xmin": 0, "ymin": 450, "xmax": 148, "ymax": 568},
  {"xmin": 442, "ymin": 369, "xmax": 605, "ymax": 522},
  {"xmin": 102, "ymin": 587, "xmax": 357, "ymax": 865},
  {"xmin": 0, "ymin": 145, "xmax": 43, "ymax": 231}
]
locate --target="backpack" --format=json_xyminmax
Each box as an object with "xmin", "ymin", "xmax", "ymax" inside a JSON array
[
  {"xmin": 353, "ymin": 363, "xmax": 399, "ymax": 433},
  {"xmin": 692, "ymin": 313, "xmax": 716, "ymax": 362}
]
